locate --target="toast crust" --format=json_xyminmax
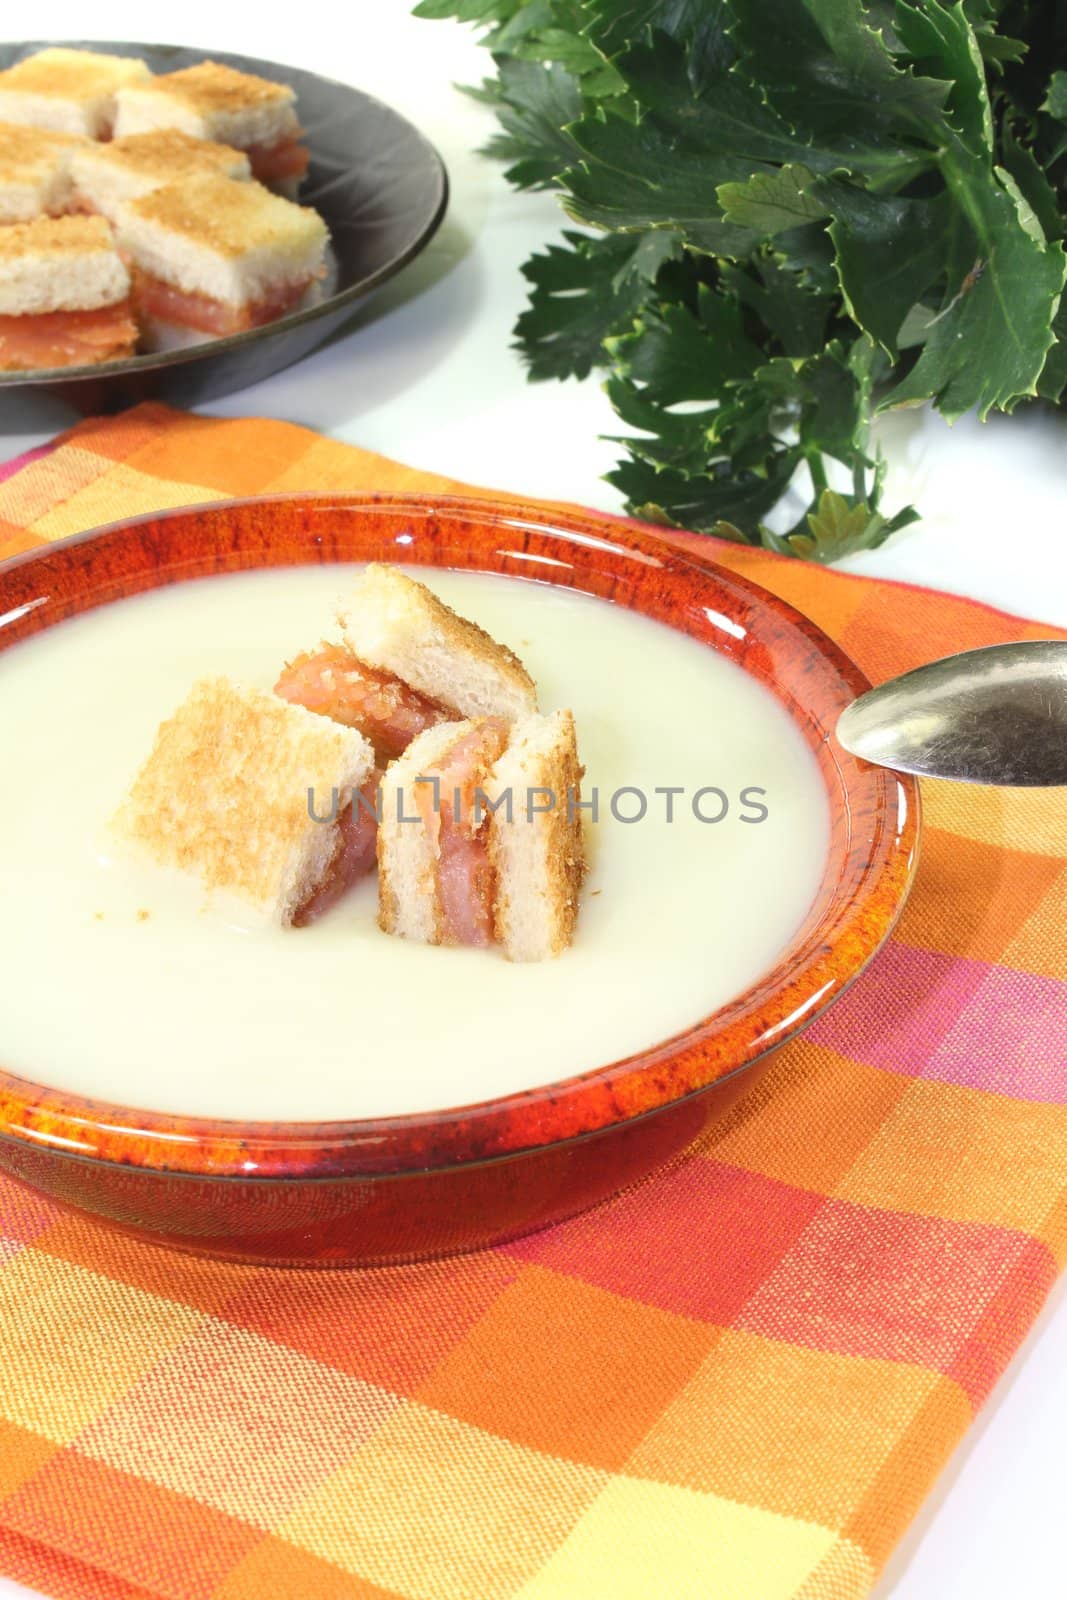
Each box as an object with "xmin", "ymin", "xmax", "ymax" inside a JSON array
[
  {"xmin": 0, "ymin": 213, "xmax": 113, "ymax": 261},
  {"xmin": 376, "ymin": 719, "xmax": 472, "ymax": 942},
  {"xmin": 0, "ymin": 121, "xmax": 84, "ymax": 177},
  {"xmin": 341, "ymin": 564, "xmax": 538, "ymax": 723},
  {"xmin": 487, "ymin": 710, "xmax": 586, "ymax": 961},
  {"xmin": 73, "ymin": 128, "xmax": 249, "ymax": 186},
  {"xmin": 379, "ymin": 711, "xmax": 586, "ymax": 961},
  {"xmin": 114, "ymin": 676, "xmax": 374, "ymax": 924},
  {"xmin": 0, "ymin": 215, "xmax": 130, "ymax": 314},
  {"xmin": 113, "ymin": 62, "xmax": 299, "ymax": 148},
  {"xmin": 0, "ymin": 49, "xmax": 149, "ymax": 101},
  {"xmin": 122, "ymin": 174, "xmax": 324, "ymax": 261},
  {"xmin": 0, "ymin": 50, "xmax": 150, "ymax": 139},
  {"xmin": 130, "ymin": 62, "xmax": 294, "ymax": 117},
  {"xmin": 115, "ymin": 175, "xmax": 327, "ymax": 308}
]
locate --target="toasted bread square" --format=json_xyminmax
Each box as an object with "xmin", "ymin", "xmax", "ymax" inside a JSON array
[
  {"xmin": 114, "ymin": 676, "xmax": 375, "ymax": 926},
  {"xmin": 0, "ymin": 121, "xmax": 86, "ymax": 222},
  {"xmin": 377, "ymin": 720, "xmax": 470, "ymax": 944},
  {"xmin": 341, "ymin": 564, "xmax": 538, "ymax": 724},
  {"xmin": 116, "ymin": 174, "xmax": 327, "ymax": 307},
  {"xmin": 114, "ymin": 61, "xmax": 299, "ymax": 149},
  {"xmin": 71, "ymin": 129, "xmax": 250, "ymax": 222},
  {"xmin": 378, "ymin": 711, "xmax": 585, "ymax": 960},
  {"xmin": 487, "ymin": 710, "xmax": 585, "ymax": 961},
  {"xmin": 0, "ymin": 215, "xmax": 129, "ymax": 315},
  {"xmin": 0, "ymin": 49, "xmax": 150, "ymax": 139}
]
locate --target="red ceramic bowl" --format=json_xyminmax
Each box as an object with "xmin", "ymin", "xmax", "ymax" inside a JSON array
[{"xmin": 0, "ymin": 494, "xmax": 919, "ymax": 1265}]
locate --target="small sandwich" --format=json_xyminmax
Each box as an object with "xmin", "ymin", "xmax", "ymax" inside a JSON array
[
  {"xmin": 0, "ymin": 48, "xmax": 150, "ymax": 139},
  {"xmin": 378, "ymin": 710, "xmax": 584, "ymax": 961},
  {"xmin": 114, "ymin": 173, "xmax": 328, "ymax": 346},
  {"xmin": 0, "ymin": 122, "xmax": 87, "ymax": 223},
  {"xmin": 114, "ymin": 677, "xmax": 378, "ymax": 927},
  {"xmin": 70, "ymin": 129, "xmax": 251, "ymax": 223},
  {"xmin": 0, "ymin": 215, "xmax": 137, "ymax": 371},
  {"xmin": 114, "ymin": 61, "xmax": 308, "ymax": 194},
  {"xmin": 276, "ymin": 564, "xmax": 539, "ymax": 761}
]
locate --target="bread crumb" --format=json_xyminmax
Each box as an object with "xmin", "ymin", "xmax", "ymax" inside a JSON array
[{"xmin": 136, "ymin": 908, "xmax": 151, "ymax": 922}]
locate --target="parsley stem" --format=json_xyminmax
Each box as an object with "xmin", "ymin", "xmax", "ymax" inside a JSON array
[
  {"xmin": 806, "ymin": 452, "xmax": 829, "ymax": 495},
  {"xmin": 852, "ymin": 458, "xmax": 867, "ymax": 505}
]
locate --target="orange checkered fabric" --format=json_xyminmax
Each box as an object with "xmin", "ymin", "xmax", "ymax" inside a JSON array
[{"xmin": 0, "ymin": 402, "xmax": 1064, "ymax": 1600}]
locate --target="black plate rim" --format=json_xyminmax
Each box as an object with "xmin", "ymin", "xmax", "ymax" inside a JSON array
[{"xmin": 0, "ymin": 38, "xmax": 450, "ymax": 388}]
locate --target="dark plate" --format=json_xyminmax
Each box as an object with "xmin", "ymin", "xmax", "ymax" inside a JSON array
[{"xmin": 0, "ymin": 40, "xmax": 448, "ymax": 412}]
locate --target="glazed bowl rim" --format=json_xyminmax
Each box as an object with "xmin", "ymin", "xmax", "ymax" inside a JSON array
[{"xmin": 0, "ymin": 491, "xmax": 921, "ymax": 1178}]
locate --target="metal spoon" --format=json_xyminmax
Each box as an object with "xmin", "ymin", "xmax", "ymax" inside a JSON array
[{"xmin": 835, "ymin": 640, "xmax": 1067, "ymax": 786}]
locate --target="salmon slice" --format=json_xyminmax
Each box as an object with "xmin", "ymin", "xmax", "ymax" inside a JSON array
[
  {"xmin": 291, "ymin": 774, "xmax": 381, "ymax": 926},
  {"xmin": 247, "ymin": 137, "xmax": 310, "ymax": 183},
  {"xmin": 275, "ymin": 645, "xmax": 452, "ymax": 761},
  {"xmin": 131, "ymin": 268, "xmax": 311, "ymax": 335},
  {"xmin": 415, "ymin": 720, "xmax": 510, "ymax": 947},
  {"xmin": 0, "ymin": 301, "xmax": 138, "ymax": 370}
]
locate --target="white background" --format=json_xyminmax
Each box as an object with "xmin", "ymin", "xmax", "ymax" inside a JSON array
[{"xmin": 1, "ymin": 5, "xmax": 1066, "ymax": 1598}]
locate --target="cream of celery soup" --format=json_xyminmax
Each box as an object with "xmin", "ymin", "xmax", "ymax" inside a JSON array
[{"xmin": 0, "ymin": 565, "xmax": 829, "ymax": 1120}]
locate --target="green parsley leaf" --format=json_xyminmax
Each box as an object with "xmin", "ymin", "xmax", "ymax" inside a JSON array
[
  {"xmin": 764, "ymin": 489, "xmax": 919, "ymax": 561},
  {"xmin": 717, "ymin": 165, "xmax": 830, "ymax": 236},
  {"xmin": 480, "ymin": 58, "xmax": 584, "ymax": 188},
  {"xmin": 1042, "ymin": 69, "xmax": 1067, "ymax": 123},
  {"xmin": 882, "ymin": 160, "xmax": 1065, "ymax": 419},
  {"xmin": 515, "ymin": 230, "xmax": 664, "ymax": 379},
  {"xmin": 417, "ymin": 0, "xmax": 1067, "ymax": 559}
]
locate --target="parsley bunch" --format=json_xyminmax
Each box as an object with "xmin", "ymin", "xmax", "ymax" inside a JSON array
[{"xmin": 414, "ymin": 0, "xmax": 1067, "ymax": 559}]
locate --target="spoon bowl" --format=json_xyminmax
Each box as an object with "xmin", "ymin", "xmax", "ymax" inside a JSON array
[{"xmin": 836, "ymin": 640, "xmax": 1067, "ymax": 786}]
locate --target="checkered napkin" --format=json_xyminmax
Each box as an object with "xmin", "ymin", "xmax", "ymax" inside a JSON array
[{"xmin": 0, "ymin": 403, "xmax": 1064, "ymax": 1600}]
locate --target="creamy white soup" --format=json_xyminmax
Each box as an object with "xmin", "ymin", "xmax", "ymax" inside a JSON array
[{"xmin": 0, "ymin": 565, "xmax": 829, "ymax": 1120}]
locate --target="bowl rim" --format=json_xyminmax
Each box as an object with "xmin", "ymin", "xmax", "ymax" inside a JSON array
[
  {"xmin": 0, "ymin": 491, "xmax": 921, "ymax": 1179},
  {"xmin": 0, "ymin": 39, "xmax": 449, "ymax": 387}
]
